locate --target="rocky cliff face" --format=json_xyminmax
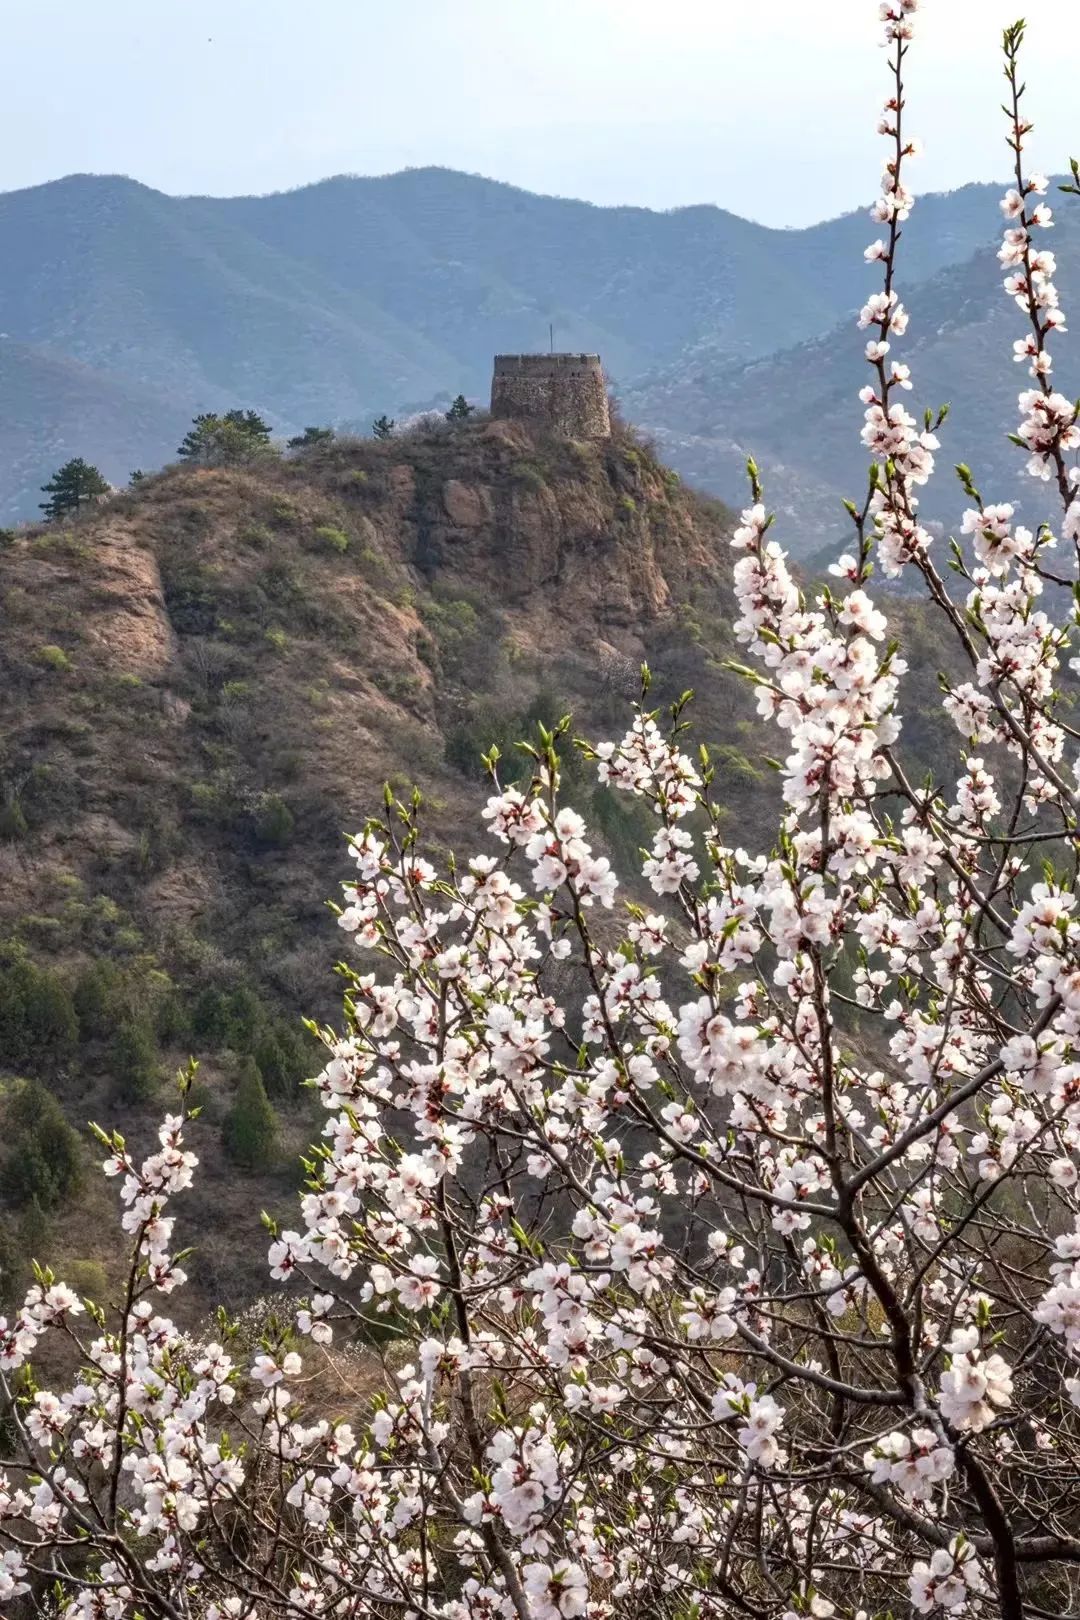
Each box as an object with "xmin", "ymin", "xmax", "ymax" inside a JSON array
[
  {"xmin": 2, "ymin": 420, "xmax": 728, "ymax": 867},
  {"xmin": 0, "ymin": 418, "xmax": 753, "ymax": 1310}
]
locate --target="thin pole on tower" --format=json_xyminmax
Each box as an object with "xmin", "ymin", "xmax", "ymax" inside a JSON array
[{"xmin": 549, "ymin": 322, "xmax": 554, "ymax": 354}]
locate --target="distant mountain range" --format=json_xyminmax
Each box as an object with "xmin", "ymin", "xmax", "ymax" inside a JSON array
[
  {"xmin": 628, "ymin": 194, "xmax": 1080, "ymax": 558},
  {"xmin": 0, "ymin": 166, "xmax": 1033, "ymax": 534}
]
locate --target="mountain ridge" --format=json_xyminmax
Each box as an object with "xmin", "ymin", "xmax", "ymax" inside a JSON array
[
  {"xmin": 628, "ymin": 193, "xmax": 1080, "ymax": 554},
  {"xmin": 0, "ymin": 167, "xmax": 1011, "ymax": 521}
]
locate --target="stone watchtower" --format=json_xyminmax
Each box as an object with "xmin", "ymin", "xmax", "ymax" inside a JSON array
[{"xmin": 490, "ymin": 353, "xmax": 611, "ymax": 439}]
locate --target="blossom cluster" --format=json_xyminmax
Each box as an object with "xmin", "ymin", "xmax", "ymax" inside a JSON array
[{"xmin": 4, "ymin": 5, "xmax": 1080, "ymax": 1620}]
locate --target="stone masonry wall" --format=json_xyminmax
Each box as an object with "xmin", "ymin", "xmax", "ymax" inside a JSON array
[{"xmin": 490, "ymin": 353, "xmax": 611, "ymax": 439}]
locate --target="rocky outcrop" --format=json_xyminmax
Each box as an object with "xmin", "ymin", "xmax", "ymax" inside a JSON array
[{"xmin": 442, "ymin": 479, "xmax": 492, "ymax": 529}]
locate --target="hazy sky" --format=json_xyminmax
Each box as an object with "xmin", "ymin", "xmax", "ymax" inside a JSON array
[{"xmin": 5, "ymin": 0, "xmax": 1077, "ymax": 226}]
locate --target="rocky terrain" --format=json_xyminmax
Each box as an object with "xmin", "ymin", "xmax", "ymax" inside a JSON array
[{"xmin": 0, "ymin": 418, "xmax": 763, "ymax": 1318}]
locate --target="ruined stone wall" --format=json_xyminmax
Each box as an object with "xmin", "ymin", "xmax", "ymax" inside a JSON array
[{"xmin": 490, "ymin": 353, "xmax": 611, "ymax": 439}]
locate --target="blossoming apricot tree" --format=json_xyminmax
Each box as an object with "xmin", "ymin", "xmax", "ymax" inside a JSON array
[{"xmin": 3, "ymin": 3, "xmax": 1080, "ymax": 1617}]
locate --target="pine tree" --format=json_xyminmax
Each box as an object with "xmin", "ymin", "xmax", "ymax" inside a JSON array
[
  {"xmin": 154, "ymin": 986, "xmax": 189, "ymax": 1045},
  {"xmin": 252, "ymin": 1029, "xmax": 288, "ymax": 1098},
  {"xmin": 177, "ymin": 410, "xmax": 274, "ymax": 467},
  {"xmin": 191, "ymin": 987, "xmax": 232, "ymax": 1047},
  {"xmin": 0, "ymin": 954, "xmax": 78, "ymax": 1072},
  {"xmin": 110, "ymin": 1017, "xmax": 159, "ymax": 1103},
  {"xmin": 176, "ymin": 413, "xmax": 217, "ymax": 463},
  {"xmin": 0, "ymin": 1201, "xmax": 52, "ymax": 1320},
  {"xmin": 227, "ymin": 987, "xmax": 262, "ymax": 1050},
  {"xmin": 0, "ymin": 798, "xmax": 27, "ymax": 842},
  {"xmin": 445, "ymin": 394, "xmax": 474, "ymax": 421},
  {"xmin": 287, "ymin": 426, "xmax": 335, "ymax": 450},
  {"xmin": 16, "ymin": 1199, "xmax": 52, "ymax": 1280},
  {"xmin": 39, "ymin": 458, "xmax": 110, "ymax": 520},
  {"xmin": 371, "ymin": 415, "xmax": 395, "ymax": 440},
  {"xmin": 224, "ymin": 408, "xmax": 272, "ymax": 443},
  {"xmin": 73, "ymin": 960, "xmax": 121, "ymax": 1041},
  {"xmin": 0, "ymin": 957, "xmax": 30, "ymax": 1068},
  {"xmin": 222, "ymin": 1058, "xmax": 278, "ymax": 1170},
  {"xmin": 251, "ymin": 793, "xmax": 294, "ymax": 848},
  {"xmin": 24, "ymin": 972, "xmax": 79, "ymax": 1066},
  {"xmin": 0, "ymin": 1218, "xmax": 23, "ymax": 1310},
  {"xmin": 0, "ymin": 1081, "xmax": 82, "ymax": 1210},
  {"xmin": 250, "ymin": 1022, "xmax": 315, "ymax": 1100}
]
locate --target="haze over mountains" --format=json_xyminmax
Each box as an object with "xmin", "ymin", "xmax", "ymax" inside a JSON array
[
  {"xmin": 630, "ymin": 196, "xmax": 1080, "ymax": 557},
  {"xmin": 0, "ymin": 165, "xmax": 1045, "ymax": 542}
]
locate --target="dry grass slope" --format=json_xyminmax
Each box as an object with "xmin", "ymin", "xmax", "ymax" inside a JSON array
[{"xmin": 0, "ymin": 418, "xmax": 760, "ymax": 1321}]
